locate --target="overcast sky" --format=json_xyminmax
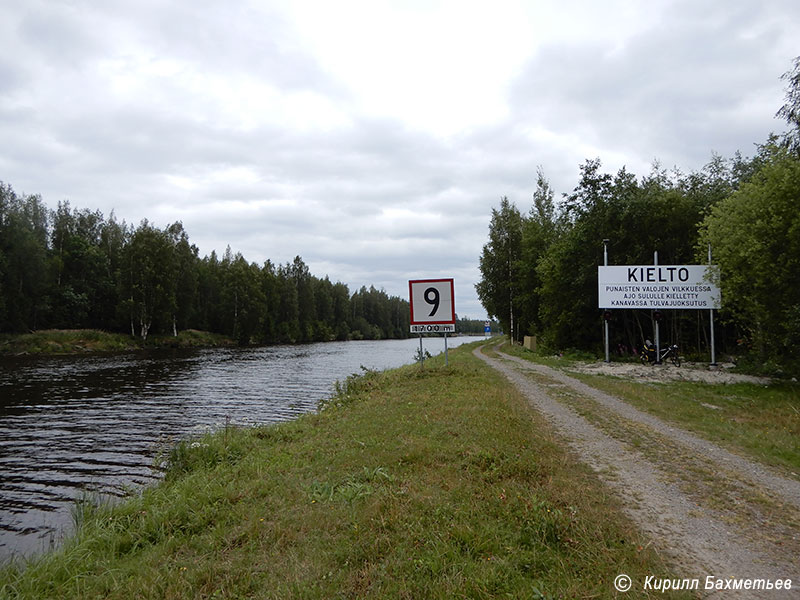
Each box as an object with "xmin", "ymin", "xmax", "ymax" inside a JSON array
[{"xmin": 1, "ymin": 1, "xmax": 797, "ymax": 319}]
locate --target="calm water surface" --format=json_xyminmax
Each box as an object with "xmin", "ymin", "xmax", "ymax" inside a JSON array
[{"xmin": 0, "ymin": 336, "xmax": 476, "ymax": 560}]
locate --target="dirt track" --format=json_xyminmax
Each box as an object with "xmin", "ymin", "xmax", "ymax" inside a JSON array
[
  {"xmin": 475, "ymin": 345, "xmax": 800, "ymax": 599},
  {"xmin": 569, "ymin": 359, "xmax": 772, "ymax": 385}
]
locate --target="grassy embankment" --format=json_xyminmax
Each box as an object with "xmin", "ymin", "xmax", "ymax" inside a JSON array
[
  {"xmin": 501, "ymin": 343, "xmax": 800, "ymax": 477},
  {"xmin": 0, "ymin": 342, "xmax": 690, "ymax": 599},
  {"xmin": 0, "ymin": 329, "xmax": 234, "ymax": 355}
]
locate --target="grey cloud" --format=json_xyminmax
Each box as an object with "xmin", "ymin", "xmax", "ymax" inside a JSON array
[
  {"xmin": 90, "ymin": 0, "xmax": 347, "ymax": 98},
  {"xmin": 3, "ymin": 0, "xmax": 798, "ymax": 321},
  {"xmin": 0, "ymin": 59, "xmax": 28, "ymax": 95},
  {"xmin": 14, "ymin": 2, "xmax": 104, "ymax": 68},
  {"xmin": 509, "ymin": 0, "xmax": 798, "ymax": 174}
]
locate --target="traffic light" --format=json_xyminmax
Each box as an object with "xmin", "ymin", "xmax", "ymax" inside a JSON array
[
  {"xmin": 653, "ymin": 310, "xmax": 662, "ymax": 322},
  {"xmin": 603, "ymin": 310, "xmax": 612, "ymax": 322}
]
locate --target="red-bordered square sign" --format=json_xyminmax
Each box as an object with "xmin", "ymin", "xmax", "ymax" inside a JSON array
[{"xmin": 409, "ymin": 278, "xmax": 456, "ymax": 325}]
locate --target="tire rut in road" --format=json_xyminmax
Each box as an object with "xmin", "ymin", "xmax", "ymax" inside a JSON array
[
  {"xmin": 496, "ymin": 350, "xmax": 800, "ymax": 509},
  {"xmin": 513, "ymin": 361, "xmax": 800, "ymax": 562},
  {"xmin": 475, "ymin": 346, "xmax": 799, "ymax": 597}
]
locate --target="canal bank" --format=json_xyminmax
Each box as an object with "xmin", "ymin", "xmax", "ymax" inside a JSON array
[
  {"xmin": 0, "ymin": 342, "xmax": 684, "ymax": 599},
  {"xmin": 0, "ymin": 336, "xmax": 477, "ymax": 560},
  {"xmin": 0, "ymin": 329, "xmax": 236, "ymax": 356}
]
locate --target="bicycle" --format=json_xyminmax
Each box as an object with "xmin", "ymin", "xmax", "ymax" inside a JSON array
[{"xmin": 640, "ymin": 340, "xmax": 681, "ymax": 367}]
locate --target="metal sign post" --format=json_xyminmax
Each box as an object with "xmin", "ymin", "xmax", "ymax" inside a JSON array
[
  {"xmin": 603, "ymin": 239, "xmax": 610, "ymax": 363},
  {"xmin": 708, "ymin": 244, "xmax": 717, "ymax": 366},
  {"xmin": 653, "ymin": 251, "xmax": 661, "ymax": 364}
]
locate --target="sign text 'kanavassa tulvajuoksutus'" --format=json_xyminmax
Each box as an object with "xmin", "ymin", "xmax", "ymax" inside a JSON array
[{"xmin": 598, "ymin": 265, "xmax": 721, "ymax": 309}]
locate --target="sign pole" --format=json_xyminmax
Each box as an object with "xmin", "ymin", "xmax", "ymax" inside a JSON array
[
  {"xmin": 654, "ymin": 250, "xmax": 661, "ymax": 364},
  {"xmin": 603, "ymin": 239, "xmax": 610, "ymax": 363},
  {"xmin": 419, "ymin": 334, "xmax": 424, "ymax": 368},
  {"xmin": 444, "ymin": 332, "xmax": 449, "ymax": 366},
  {"xmin": 708, "ymin": 244, "xmax": 717, "ymax": 366}
]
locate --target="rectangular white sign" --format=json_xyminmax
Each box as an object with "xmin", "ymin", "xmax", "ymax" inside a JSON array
[
  {"xmin": 598, "ymin": 265, "xmax": 721, "ymax": 309},
  {"xmin": 408, "ymin": 278, "xmax": 456, "ymax": 325}
]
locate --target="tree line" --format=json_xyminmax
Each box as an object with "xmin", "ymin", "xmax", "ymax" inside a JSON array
[
  {"xmin": 477, "ymin": 57, "xmax": 800, "ymax": 375},
  {"xmin": 0, "ymin": 189, "xmax": 421, "ymax": 344}
]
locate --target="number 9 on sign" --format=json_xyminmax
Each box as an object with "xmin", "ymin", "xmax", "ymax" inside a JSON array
[
  {"xmin": 424, "ymin": 287, "xmax": 440, "ymax": 316},
  {"xmin": 409, "ymin": 279, "xmax": 455, "ymax": 325}
]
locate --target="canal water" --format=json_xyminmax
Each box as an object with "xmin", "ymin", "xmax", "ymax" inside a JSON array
[{"xmin": 0, "ymin": 336, "xmax": 477, "ymax": 561}]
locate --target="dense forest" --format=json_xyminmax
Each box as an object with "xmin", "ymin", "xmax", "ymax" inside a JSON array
[
  {"xmin": 0, "ymin": 181, "xmax": 498, "ymax": 347},
  {"xmin": 0, "ymin": 189, "xmax": 425, "ymax": 345},
  {"xmin": 477, "ymin": 58, "xmax": 800, "ymax": 375}
]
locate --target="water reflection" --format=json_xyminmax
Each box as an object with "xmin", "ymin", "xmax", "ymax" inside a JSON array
[{"xmin": 0, "ymin": 336, "xmax": 476, "ymax": 560}]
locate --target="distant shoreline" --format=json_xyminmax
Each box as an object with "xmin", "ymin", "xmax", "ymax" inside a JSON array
[
  {"xmin": 0, "ymin": 328, "xmax": 487, "ymax": 357},
  {"xmin": 0, "ymin": 329, "xmax": 235, "ymax": 356}
]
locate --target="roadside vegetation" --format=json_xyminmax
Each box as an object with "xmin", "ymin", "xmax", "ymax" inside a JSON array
[
  {"xmin": 569, "ymin": 374, "xmax": 800, "ymax": 477},
  {"xmin": 476, "ymin": 56, "xmax": 800, "ymax": 377},
  {"xmin": 0, "ymin": 343, "xmax": 689, "ymax": 599},
  {"xmin": 502, "ymin": 343, "xmax": 800, "ymax": 478}
]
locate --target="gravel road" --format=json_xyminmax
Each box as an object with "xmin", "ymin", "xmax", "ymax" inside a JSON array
[{"xmin": 475, "ymin": 345, "xmax": 800, "ymax": 599}]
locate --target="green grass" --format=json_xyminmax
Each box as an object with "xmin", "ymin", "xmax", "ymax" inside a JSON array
[
  {"xmin": 0, "ymin": 343, "xmax": 690, "ymax": 599},
  {"xmin": 0, "ymin": 329, "xmax": 138, "ymax": 355},
  {"xmin": 146, "ymin": 329, "xmax": 235, "ymax": 350},
  {"xmin": 501, "ymin": 342, "xmax": 800, "ymax": 477},
  {"xmin": 0, "ymin": 329, "xmax": 234, "ymax": 355}
]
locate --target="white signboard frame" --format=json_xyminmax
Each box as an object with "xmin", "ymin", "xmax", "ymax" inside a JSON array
[
  {"xmin": 409, "ymin": 278, "xmax": 456, "ymax": 330},
  {"xmin": 598, "ymin": 265, "xmax": 721, "ymax": 309}
]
